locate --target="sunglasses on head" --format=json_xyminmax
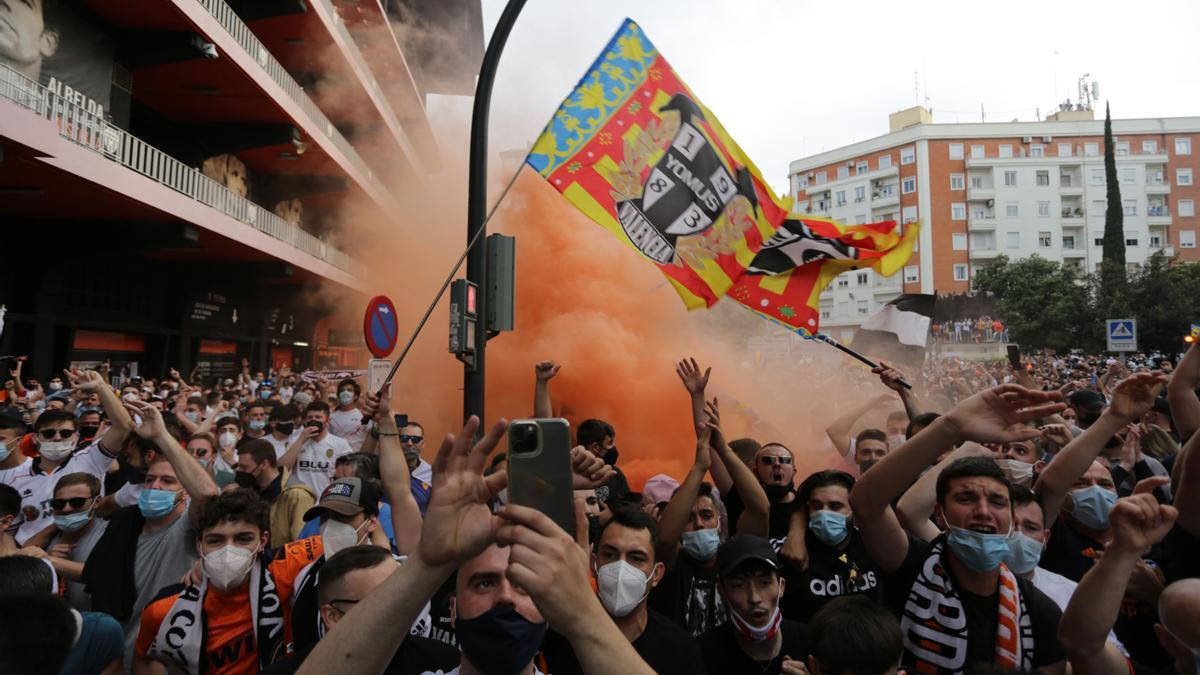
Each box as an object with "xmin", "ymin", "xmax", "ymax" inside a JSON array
[
  {"xmin": 39, "ymin": 428, "xmax": 76, "ymax": 440},
  {"xmin": 399, "ymin": 435, "xmax": 423, "ymax": 444},
  {"xmin": 759, "ymin": 455, "xmax": 793, "ymax": 466},
  {"xmin": 49, "ymin": 496, "xmax": 94, "ymax": 511}
]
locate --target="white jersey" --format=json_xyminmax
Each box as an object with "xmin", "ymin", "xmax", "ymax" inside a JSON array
[
  {"xmin": 266, "ymin": 430, "xmax": 302, "ymax": 460},
  {"xmin": 328, "ymin": 408, "xmax": 366, "ymax": 451},
  {"xmin": 290, "ymin": 434, "xmax": 354, "ymax": 495},
  {"xmin": 0, "ymin": 440, "xmax": 115, "ymax": 544}
]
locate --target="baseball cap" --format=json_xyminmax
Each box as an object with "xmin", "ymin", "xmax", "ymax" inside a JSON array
[
  {"xmin": 641, "ymin": 474, "xmax": 680, "ymax": 507},
  {"xmin": 716, "ymin": 534, "xmax": 779, "ymax": 578},
  {"xmin": 302, "ymin": 477, "xmax": 381, "ymax": 521},
  {"xmin": 1067, "ymin": 389, "xmax": 1106, "ymax": 412}
]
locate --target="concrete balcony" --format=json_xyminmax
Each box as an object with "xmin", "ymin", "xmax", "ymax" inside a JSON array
[
  {"xmin": 1059, "ymin": 184, "xmax": 1084, "ymax": 196},
  {"xmin": 968, "ymin": 216, "xmax": 998, "ymax": 230},
  {"xmin": 970, "ymin": 248, "xmax": 1002, "ymax": 259},
  {"xmin": 967, "ymin": 186, "xmax": 995, "ymax": 202},
  {"xmin": 1146, "ymin": 181, "xmax": 1171, "ymax": 195},
  {"xmin": 1148, "ymin": 207, "xmax": 1172, "ymax": 225},
  {"xmin": 1062, "ymin": 247, "xmax": 1087, "ymax": 258},
  {"xmin": 871, "ymin": 191, "xmax": 899, "ymax": 208}
]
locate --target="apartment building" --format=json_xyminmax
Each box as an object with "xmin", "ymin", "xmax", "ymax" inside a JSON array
[
  {"xmin": 789, "ymin": 106, "xmax": 1200, "ymax": 340},
  {"xmin": 0, "ymin": 0, "xmax": 480, "ymax": 377}
]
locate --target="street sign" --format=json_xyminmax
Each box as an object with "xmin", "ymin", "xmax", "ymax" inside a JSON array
[
  {"xmin": 1191, "ymin": 323, "xmax": 1200, "ymax": 340},
  {"xmin": 368, "ymin": 359, "xmax": 391, "ymax": 393},
  {"xmin": 363, "ymin": 296, "xmax": 399, "ymax": 359},
  {"xmin": 1106, "ymin": 318, "xmax": 1137, "ymax": 352}
]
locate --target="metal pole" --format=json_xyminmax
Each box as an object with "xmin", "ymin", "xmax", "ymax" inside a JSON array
[{"xmin": 464, "ymin": 0, "xmax": 527, "ymax": 426}]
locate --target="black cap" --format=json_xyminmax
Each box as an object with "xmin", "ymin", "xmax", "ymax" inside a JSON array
[
  {"xmin": 302, "ymin": 477, "xmax": 381, "ymax": 521},
  {"xmin": 1067, "ymin": 389, "xmax": 1106, "ymax": 412},
  {"xmin": 1152, "ymin": 396, "xmax": 1171, "ymax": 418},
  {"xmin": 716, "ymin": 535, "xmax": 778, "ymax": 578}
]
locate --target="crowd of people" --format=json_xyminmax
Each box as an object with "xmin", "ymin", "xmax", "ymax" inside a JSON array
[
  {"xmin": 930, "ymin": 317, "xmax": 1009, "ymax": 343},
  {"xmin": 0, "ymin": 343, "xmax": 1198, "ymax": 675}
]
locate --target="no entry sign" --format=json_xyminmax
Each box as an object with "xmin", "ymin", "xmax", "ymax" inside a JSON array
[{"xmin": 363, "ymin": 296, "xmax": 398, "ymax": 358}]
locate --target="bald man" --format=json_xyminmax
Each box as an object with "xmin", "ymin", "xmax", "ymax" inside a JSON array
[{"xmin": 1155, "ymin": 579, "xmax": 1200, "ymax": 675}]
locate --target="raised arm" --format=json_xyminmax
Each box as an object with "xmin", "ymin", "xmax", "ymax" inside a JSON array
[
  {"xmin": 1174, "ymin": 423, "xmax": 1200, "ymax": 534},
  {"xmin": 873, "ymin": 360, "xmax": 923, "ymax": 420},
  {"xmin": 826, "ymin": 393, "xmax": 892, "ymax": 459},
  {"xmin": 896, "ymin": 442, "xmax": 995, "ymax": 540},
  {"xmin": 126, "ymin": 401, "xmax": 218, "ymax": 526},
  {"xmin": 69, "ymin": 369, "xmax": 133, "ymax": 455},
  {"xmin": 278, "ymin": 424, "xmax": 319, "ymax": 472},
  {"xmin": 676, "ymin": 358, "xmax": 731, "ymax": 494},
  {"xmin": 1035, "ymin": 373, "xmax": 1166, "ymax": 526},
  {"xmin": 1168, "ymin": 342, "xmax": 1200, "ymax": 441},
  {"xmin": 533, "ymin": 361, "xmax": 560, "ymax": 418},
  {"xmin": 364, "ymin": 385, "xmax": 422, "ymax": 556},
  {"xmin": 705, "ymin": 398, "xmax": 768, "ymax": 539},
  {"xmin": 656, "ymin": 426, "xmax": 711, "ymax": 571},
  {"xmin": 297, "ymin": 416, "xmax": 510, "ymax": 675},
  {"xmin": 1059, "ymin": 480, "xmax": 1176, "ymax": 674}
]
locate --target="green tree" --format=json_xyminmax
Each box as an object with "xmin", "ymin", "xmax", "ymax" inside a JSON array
[
  {"xmin": 1099, "ymin": 102, "xmax": 1128, "ymax": 317},
  {"xmin": 972, "ymin": 255, "xmax": 1097, "ymax": 351}
]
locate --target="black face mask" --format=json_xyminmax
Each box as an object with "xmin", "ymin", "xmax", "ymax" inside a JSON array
[
  {"xmin": 456, "ymin": 606, "xmax": 547, "ymax": 675},
  {"xmin": 763, "ymin": 483, "xmax": 793, "ymax": 501},
  {"xmin": 858, "ymin": 459, "xmax": 879, "ymax": 474},
  {"xmin": 119, "ymin": 455, "xmax": 148, "ymax": 484},
  {"xmin": 79, "ymin": 425, "xmax": 100, "ymax": 439},
  {"xmin": 304, "ymin": 421, "xmax": 324, "ymax": 434},
  {"xmin": 234, "ymin": 471, "xmax": 258, "ymax": 490},
  {"xmin": 274, "ymin": 422, "xmax": 294, "ymax": 436}
]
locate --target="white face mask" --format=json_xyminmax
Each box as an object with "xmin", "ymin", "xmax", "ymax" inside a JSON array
[
  {"xmin": 218, "ymin": 432, "xmax": 238, "ymax": 450},
  {"xmin": 595, "ymin": 560, "xmax": 651, "ymax": 618},
  {"xmin": 320, "ymin": 519, "xmax": 368, "ymax": 558},
  {"xmin": 996, "ymin": 458, "xmax": 1035, "ymax": 487},
  {"xmin": 203, "ymin": 543, "xmax": 259, "ymax": 591},
  {"xmin": 39, "ymin": 438, "xmax": 76, "ymax": 461},
  {"xmin": 48, "ymin": 382, "xmax": 63, "ymax": 391}
]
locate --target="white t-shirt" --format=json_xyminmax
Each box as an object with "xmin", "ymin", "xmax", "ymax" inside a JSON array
[
  {"xmin": 290, "ymin": 433, "xmax": 354, "ymax": 495},
  {"xmin": 328, "ymin": 407, "xmax": 366, "ymax": 451},
  {"xmin": 266, "ymin": 430, "xmax": 302, "ymax": 460},
  {"xmin": 0, "ymin": 440, "xmax": 114, "ymax": 544},
  {"xmin": 1031, "ymin": 566, "xmax": 1127, "ymax": 655},
  {"xmin": 413, "ymin": 458, "xmax": 433, "ymax": 484}
]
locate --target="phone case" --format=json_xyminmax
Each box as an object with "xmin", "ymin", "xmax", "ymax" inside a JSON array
[{"xmin": 507, "ymin": 418, "xmax": 575, "ymax": 534}]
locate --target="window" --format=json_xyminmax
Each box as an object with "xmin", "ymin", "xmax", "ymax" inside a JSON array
[
  {"xmin": 1182, "ymin": 200, "xmax": 1196, "ymax": 218},
  {"xmin": 857, "ymin": 300, "xmax": 870, "ymax": 315},
  {"xmin": 1089, "ymin": 168, "xmax": 1105, "ymax": 185},
  {"xmin": 1125, "ymin": 231, "xmax": 1139, "ymax": 246},
  {"xmin": 902, "ymin": 206, "xmax": 918, "ymax": 224},
  {"xmin": 953, "ymin": 264, "xmax": 969, "ymax": 281},
  {"xmin": 815, "ymin": 171, "xmax": 827, "ymax": 185},
  {"xmin": 900, "ymin": 147, "xmax": 915, "ymax": 165},
  {"xmin": 820, "ymin": 304, "xmax": 832, "ymax": 320},
  {"xmin": 1093, "ymin": 233, "xmax": 1105, "ymax": 247},
  {"xmin": 1142, "ymin": 140, "xmax": 1158, "ymax": 154},
  {"xmin": 1116, "ymin": 141, "xmax": 1130, "ymax": 156},
  {"xmin": 855, "ymin": 214, "xmax": 867, "ymax": 225},
  {"xmin": 971, "ymin": 175, "xmax": 984, "ymax": 189},
  {"xmin": 1058, "ymin": 143, "xmax": 1073, "ymax": 157},
  {"xmin": 856, "ymin": 186, "xmax": 868, "ymax": 202},
  {"xmin": 1036, "ymin": 170, "xmax": 1050, "ymax": 186},
  {"xmin": 1004, "ymin": 171, "xmax": 1018, "ymax": 187},
  {"xmin": 1006, "ymin": 202, "xmax": 1019, "ymax": 218},
  {"xmin": 971, "ymin": 145, "xmax": 985, "ymax": 159},
  {"xmin": 950, "ymin": 174, "xmax": 965, "ymax": 190},
  {"xmin": 1178, "ymin": 168, "xmax": 1194, "ymax": 186},
  {"xmin": 835, "ymin": 190, "xmax": 847, "ymax": 206},
  {"xmin": 902, "ymin": 177, "xmax": 916, "ymax": 194},
  {"xmin": 1150, "ymin": 234, "xmax": 1162, "ymax": 248},
  {"xmin": 998, "ymin": 144, "xmax": 1013, "ymax": 158},
  {"xmin": 838, "ymin": 166, "xmax": 850, "ymax": 180},
  {"xmin": 952, "ymin": 233, "xmax": 967, "ymax": 250},
  {"xmin": 837, "ymin": 302, "xmax": 848, "ymax": 316},
  {"xmin": 1063, "ymin": 235, "xmax": 1076, "ymax": 250},
  {"xmin": 972, "ymin": 205, "xmax": 988, "ymax": 220},
  {"xmin": 949, "ymin": 143, "xmax": 964, "ymax": 160},
  {"xmin": 1085, "ymin": 142, "xmax": 1100, "ymax": 156},
  {"xmin": 1038, "ymin": 201, "xmax": 1051, "ymax": 217},
  {"xmin": 1182, "ymin": 231, "xmax": 1197, "ymax": 248},
  {"xmin": 1007, "ymin": 231, "xmax": 1021, "ymax": 249},
  {"xmin": 1176, "ymin": 138, "xmax": 1192, "ymax": 155},
  {"xmin": 856, "ymin": 161, "xmax": 869, "ymax": 175},
  {"xmin": 836, "ymin": 277, "xmax": 849, "ymax": 288},
  {"xmin": 1120, "ymin": 168, "xmax": 1136, "ymax": 185},
  {"xmin": 1091, "ymin": 199, "xmax": 1107, "ymax": 214},
  {"xmin": 1039, "ymin": 232, "xmax": 1052, "ymax": 247},
  {"xmin": 904, "ymin": 265, "xmax": 919, "ymax": 283},
  {"xmin": 797, "ymin": 200, "xmax": 809, "ymax": 213},
  {"xmin": 797, "ymin": 175, "xmax": 809, "ymax": 189},
  {"xmin": 951, "ymin": 203, "xmax": 967, "ymax": 220},
  {"xmin": 878, "ymin": 155, "xmax": 893, "ymax": 169},
  {"xmin": 1124, "ymin": 199, "xmax": 1137, "ymax": 216},
  {"xmin": 856, "ymin": 271, "xmax": 869, "ymax": 286}
]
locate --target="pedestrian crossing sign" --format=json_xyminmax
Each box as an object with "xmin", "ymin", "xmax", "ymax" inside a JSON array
[
  {"xmin": 1106, "ymin": 319, "xmax": 1137, "ymax": 352},
  {"xmin": 1191, "ymin": 324, "xmax": 1200, "ymax": 340}
]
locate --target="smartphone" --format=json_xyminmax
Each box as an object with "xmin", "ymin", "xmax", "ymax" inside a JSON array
[
  {"xmin": 507, "ymin": 419, "xmax": 575, "ymax": 534},
  {"xmin": 394, "ymin": 413, "xmax": 409, "ymax": 429},
  {"xmin": 1007, "ymin": 344, "xmax": 1022, "ymax": 370}
]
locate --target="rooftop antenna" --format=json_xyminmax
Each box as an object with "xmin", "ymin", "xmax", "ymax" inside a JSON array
[
  {"xmin": 913, "ymin": 71, "xmax": 920, "ymax": 106},
  {"xmin": 1077, "ymin": 73, "xmax": 1095, "ymax": 110}
]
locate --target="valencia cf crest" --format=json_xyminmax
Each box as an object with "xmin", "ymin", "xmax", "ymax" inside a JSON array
[
  {"xmin": 326, "ymin": 448, "xmax": 334, "ymax": 459},
  {"xmin": 615, "ymin": 93, "xmax": 759, "ymax": 264},
  {"xmin": 745, "ymin": 218, "xmax": 860, "ymax": 276}
]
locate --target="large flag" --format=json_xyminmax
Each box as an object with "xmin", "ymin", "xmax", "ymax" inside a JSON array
[
  {"xmin": 852, "ymin": 294, "xmax": 936, "ymax": 370},
  {"xmin": 526, "ymin": 18, "xmax": 916, "ymax": 332}
]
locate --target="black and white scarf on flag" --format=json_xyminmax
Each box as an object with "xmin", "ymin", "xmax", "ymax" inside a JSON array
[
  {"xmin": 899, "ymin": 537, "xmax": 1034, "ymax": 674},
  {"xmin": 147, "ymin": 555, "xmax": 284, "ymax": 674}
]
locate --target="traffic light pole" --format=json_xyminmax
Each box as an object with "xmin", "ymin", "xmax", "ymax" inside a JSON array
[{"xmin": 464, "ymin": 0, "xmax": 527, "ymax": 426}]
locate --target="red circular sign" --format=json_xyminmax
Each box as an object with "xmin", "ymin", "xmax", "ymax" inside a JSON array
[{"xmin": 363, "ymin": 295, "xmax": 399, "ymax": 358}]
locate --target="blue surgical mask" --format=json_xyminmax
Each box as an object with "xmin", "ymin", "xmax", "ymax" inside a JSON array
[
  {"xmin": 681, "ymin": 528, "xmax": 721, "ymax": 561},
  {"xmin": 1069, "ymin": 485, "xmax": 1117, "ymax": 530},
  {"xmin": 455, "ymin": 605, "xmax": 546, "ymax": 675},
  {"xmin": 809, "ymin": 510, "xmax": 849, "ymax": 547},
  {"xmin": 338, "ymin": 391, "xmax": 355, "ymax": 406},
  {"xmin": 1003, "ymin": 532, "xmax": 1044, "ymax": 575},
  {"xmin": 53, "ymin": 508, "xmax": 93, "ymax": 533},
  {"xmin": 946, "ymin": 524, "xmax": 1011, "ymax": 572},
  {"xmin": 248, "ymin": 419, "xmax": 267, "ymax": 432},
  {"xmin": 138, "ymin": 488, "xmax": 180, "ymax": 519},
  {"xmin": 260, "ymin": 390, "xmax": 271, "ymax": 400}
]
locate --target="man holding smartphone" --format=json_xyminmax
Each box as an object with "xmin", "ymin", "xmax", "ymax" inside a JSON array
[{"xmin": 279, "ymin": 401, "xmax": 353, "ymax": 495}]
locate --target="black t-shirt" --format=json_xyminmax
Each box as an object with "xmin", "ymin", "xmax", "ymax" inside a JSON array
[
  {"xmin": 595, "ymin": 465, "xmax": 630, "ymax": 506},
  {"xmin": 698, "ymin": 618, "xmax": 808, "ymax": 675},
  {"xmin": 887, "ymin": 536, "xmax": 1066, "ymax": 671},
  {"xmin": 724, "ymin": 486, "xmax": 801, "ymax": 539},
  {"xmin": 540, "ymin": 609, "xmax": 705, "ymax": 675},
  {"xmin": 779, "ymin": 528, "xmax": 884, "ymax": 623},
  {"xmin": 261, "ymin": 634, "xmax": 459, "ymax": 674},
  {"xmin": 1039, "ymin": 518, "xmax": 1106, "ymax": 582},
  {"xmin": 1164, "ymin": 523, "xmax": 1200, "ymax": 583},
  {"xmin": 648, "ymin": 552, "xmax": 726, "ymax": 636}
]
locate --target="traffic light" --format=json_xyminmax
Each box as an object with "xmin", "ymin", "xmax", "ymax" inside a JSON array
[
  {"xmin": 486, "ymin": 233, "xmax": 515, "ymax": 334},
  {"xmin": 449, "ymin": 279, "xmax": 478, "ymax": 364}
]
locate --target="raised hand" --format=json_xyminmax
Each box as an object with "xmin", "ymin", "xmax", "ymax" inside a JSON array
[
  {"xmin": 1039, "ymin": 423, "xmax": 1073, "ymax": 449},
  {"xmin": 534, "ymin": 361, "xmax": 561, "ymax": 382},
  {"xmin": 416, "ymin": 416, "xmax": 509, "ymax": 570},
  {"xmin": 362, "ymin": 383, "xmax": 391, "ymax": 422},
  {"xmin": 871, "ymin": 360, "xmax": 907, "ymax": 393},
  {"xmin": 692, "ymin": 420, "xmax": 713, "ymax": 473},
  {"xmin": 703, "ymin": 397, "xmax": 727, "ymax": 450},
  {"xmin": 66, "ymin": 369, "xmax": 105, "ymax": 393},
  {"xmin": 1108, "ymin": 477, "xmax": 1177, "ymax": 555},
  {"xmin": 570, "ymin": 446, "xmax": 614, "ymax": 489},
  {"xmin": 1108, "ymin": 373, "xmax": 1168, "ymax": 422},
  {"xmin": 675, "ymin": 357, "xmax": 711, "ymax": 395},
  {"xmin": 125, "ymin": 400, "xmax": 165, "ymax": 439},
  {"xmin": 941, "ymin": 384, "xmax": 1066, "ymax": 444}
]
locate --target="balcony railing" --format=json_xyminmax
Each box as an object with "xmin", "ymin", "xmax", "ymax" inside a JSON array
[
  {"xmin": 197, "ymin": 0, "xmax": 390, "ymax": 199},
  {"xmin": 0, "ymin": 65, "xmax": 354, "ymax": 273}
]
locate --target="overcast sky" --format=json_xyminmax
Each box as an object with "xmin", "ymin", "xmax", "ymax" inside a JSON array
[{"xmin": 478, "ymin": 0, "xmax": 1200, "ymax": 195}]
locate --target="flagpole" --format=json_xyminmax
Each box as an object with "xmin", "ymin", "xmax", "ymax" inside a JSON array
[{"xmin": 812, "ymin": 332, "xmax": 914, "ymax": 390}]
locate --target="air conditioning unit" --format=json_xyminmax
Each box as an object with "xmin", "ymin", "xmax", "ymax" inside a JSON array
[
  {"xmin": 1022, "ymin": 136, "xmax": 1033, "ymax": 143},
  {"xmin": 986, "ymin": 199, "xmax": 995, "ymax": 208},
  {"xmin": 807, "ymin": 172, "xmax": 815, "ymax": 179},
  {"xmin": 873, "ymin": 180, "xmax": 883, "ymax": 187},
  {"xmin": 1042, "ymin": 136, "xmax": 1053, "ymax": 143}
]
